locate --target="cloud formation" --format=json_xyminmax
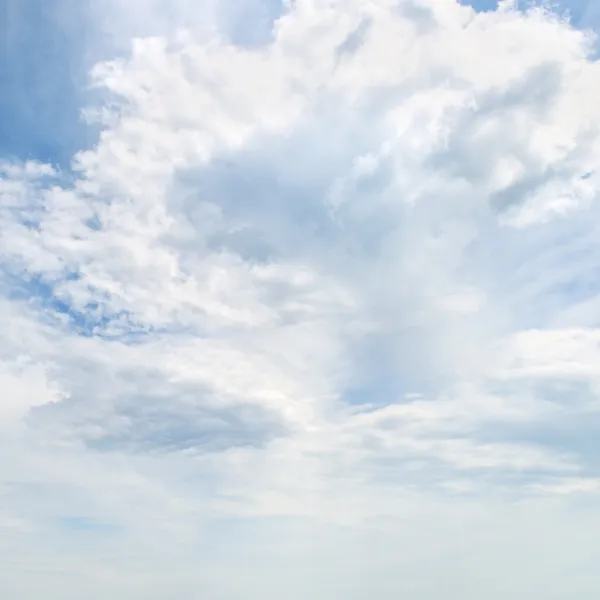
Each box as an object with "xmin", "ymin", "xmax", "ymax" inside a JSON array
[{"xmin": 3, "ymin": 0, "xmax": 600, "ymax": 597}]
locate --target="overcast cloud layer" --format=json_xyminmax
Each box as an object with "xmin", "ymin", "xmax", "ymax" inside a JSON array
[{"xmin": 3, "ymin": 0, "xmax": 600, "ymax": 598}]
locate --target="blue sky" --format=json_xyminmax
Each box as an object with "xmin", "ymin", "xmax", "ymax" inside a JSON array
[
  {"xmin": 0, "ymin": 0, "xmax": 91, "ymax": 165},
  {"xmin": 3, "ymin": 0, "xmax": 600, "ymax": 598}
]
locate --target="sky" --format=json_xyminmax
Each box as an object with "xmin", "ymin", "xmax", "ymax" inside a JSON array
[{"xmin": 2, "ymin": 0, "xmax": 600, "ymax": 598}]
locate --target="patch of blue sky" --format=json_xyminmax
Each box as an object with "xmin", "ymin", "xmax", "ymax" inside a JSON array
[
  {"xmin": 546, "ymin": 0, "xmax": 600, "ymax": 28},
  {"xmin": 56, "ymin": 516, "xmax": 121, "ymax": 534},
  {"xmin": 460, "ymin": 0, "xmax": 499, "ymax": 11},
  {"xmin": 6, "ymin": 272, "xmax": 102, "ymax": 333},
  {"xmin": 0, "ymin": 0, "xmax": 101, "ymax": 169},
  {"xmin": 342, "ymin": 344, "xmax": 416, "ymax": 409},
  {"xmin": 1, "ymin": 269, "xmax": 153, "ymax": 342},
  {"xmin": 341, "ymin": 327, "xmax": 449, "ymax": 409},
  {"xmin": 217, "ymin": 0, "xmax": 284, "ymax": 48},
  {"xmin": 462, "ymin": 0, "xmax": 600, "ymax": 35}
]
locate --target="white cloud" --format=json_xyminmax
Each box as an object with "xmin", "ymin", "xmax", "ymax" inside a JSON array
[
  {"xmin": 0, "ymin": 358, "xmax": 65, "ymax": 428},
  {"xmin": 3, "ymin": 0, "xmax": 600, "ymax": 597}
]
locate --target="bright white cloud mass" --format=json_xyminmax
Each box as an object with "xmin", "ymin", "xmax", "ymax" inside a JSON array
[{"xmin": 3, "ymin": 0, "xmax": 600, "ymax": 597}]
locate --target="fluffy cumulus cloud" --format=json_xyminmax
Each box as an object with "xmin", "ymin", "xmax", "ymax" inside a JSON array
[{"xmin": 3, "ymin": 0, "xmax": 600, "ymax": 597}]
